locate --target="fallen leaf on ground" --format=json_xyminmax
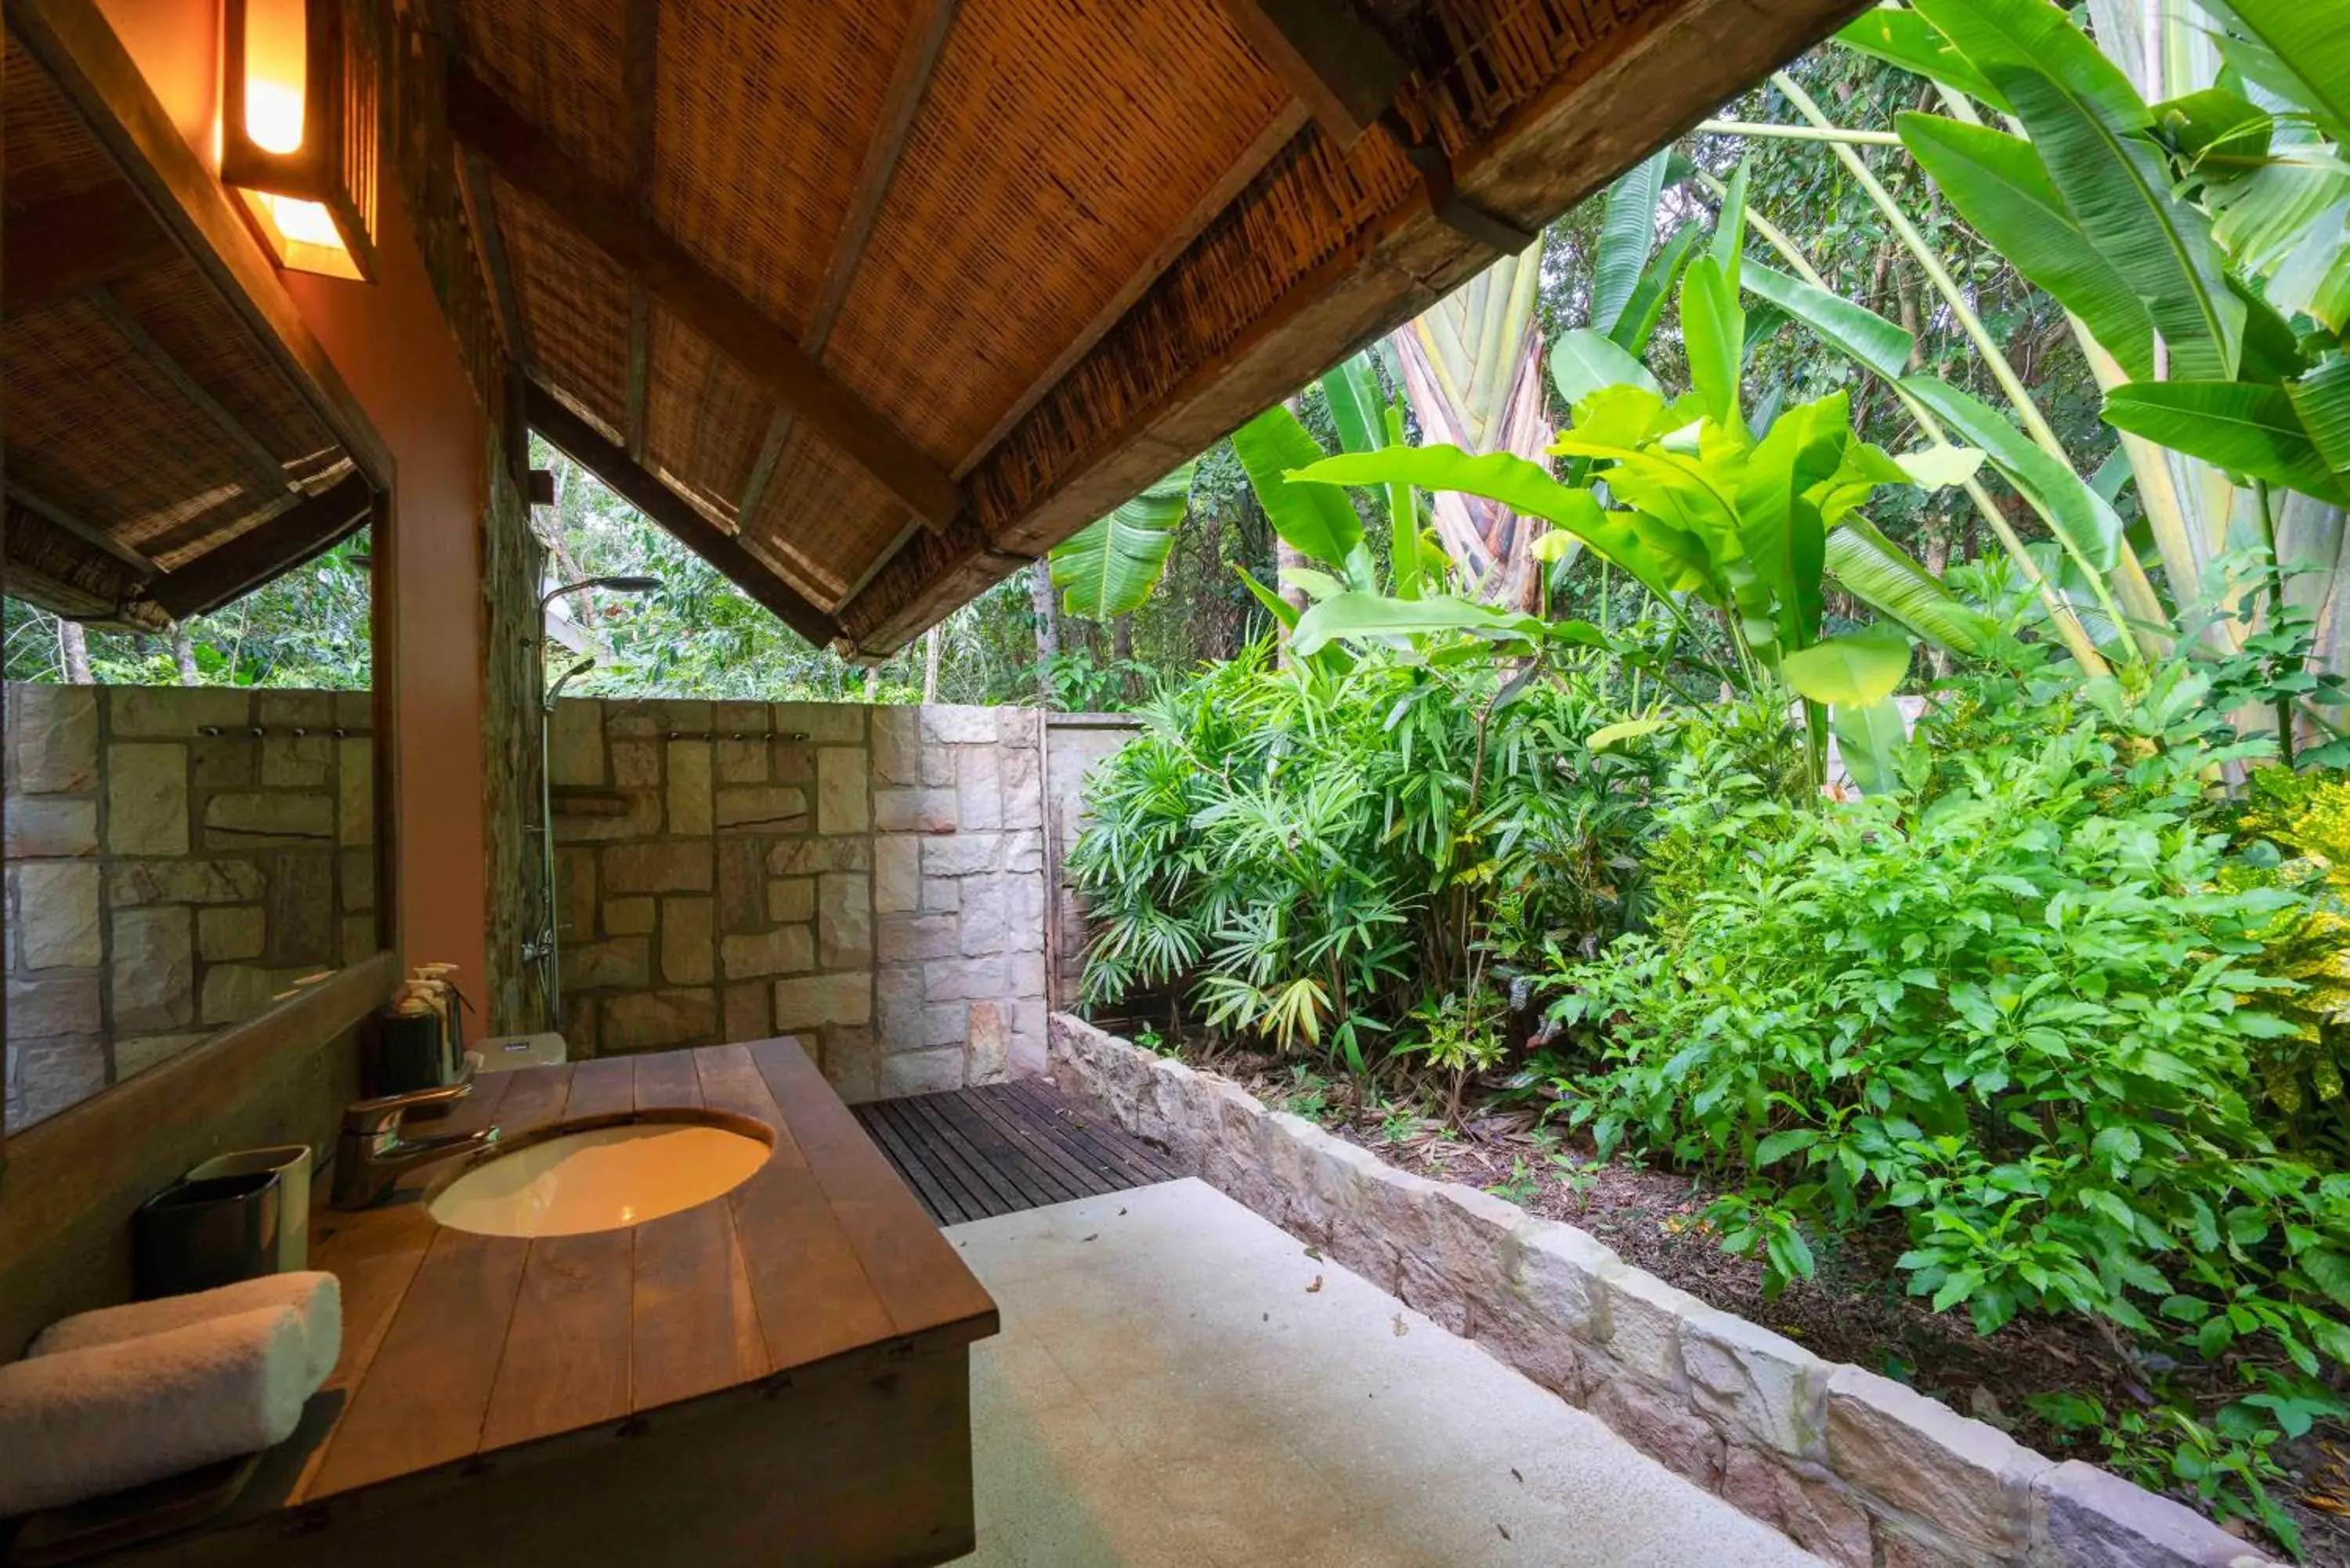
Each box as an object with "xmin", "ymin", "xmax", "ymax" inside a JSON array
[
  {"xmin": 1306, "ymin": 1275, "xmax": 1324, "ymax": 1293},
  {"xmin": 1392, "ymin": 1314, "xmax": 1408, "ymax": 1337}
]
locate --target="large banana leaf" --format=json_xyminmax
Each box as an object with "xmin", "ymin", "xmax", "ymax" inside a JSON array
[
  {"xmin": 2102, "ymin": 381, "xmax": 2350, "ymax": 504},
  {"xmin": 1832, "ymin": 699, "xmax": 1915, "ymax": 797},
  {"xmin": 1549, "ymin": 328, "xmax": 1660, "ymax": 406},
  {"xmin": 1824, "ymin": 515, "xmax": 2006, "ymax": 659},
  {"xmin": 1741, "ymin": 261, "xmax": 1915, "ymax": 381},
  {"xmin": 1231, "ymin": 405, "xmax": 1372, "ymax": 580},
  {"xmin": 1835, "ymin": 5, "xmax": 2012, "ymax": 113},
  {"xmin": 1289, "ymin": 444, "xmax": 1688, "ymax": 607},
  {"xmin": 1911, "ymin": 0, "xmax": 2243, "ymax": 381},
  {"xmin": 1049, "ymin": 462, "xmax": 1199, "ymax": 619},
  {"xmin": 1320, "ymin": 353, "xmax": 1388, "ymax": 460},
  {"xmin": 1781, "ymin": 628, "xmax": 1913, "ymax": 706},
  {"xmin": 1896, "ymin": 114, "xmax": 2158, "ymax": 381},
  {"xmin": 1289, "ymin": 591, "xmax": 1561, "ymax": 658},
  {"xmin": 2198, "ymin": 0, "xmax": 2350, "ymax": 143},
  {"xmin": 1679, "ymin": 255, "xmax": 1746, "ymax": 432},
  {"xmin": 2291, "ymin": 359, "xmax": 2350, "ymax": 476},
  {"xmin": 1610, "ymin": 223, "xmax": 1701, "ymax": 357},
  {"xmin": 1904, "ymin": 374, "xmax": 2128, "ymax": 576},
  {"xmin": 1593, "ymin": 148, "xmax": 1670, "ymax": 338}
]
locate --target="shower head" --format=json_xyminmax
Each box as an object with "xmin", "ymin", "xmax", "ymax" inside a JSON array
[
  {"xmin": 540, "ymin": 574, "xmax": 663, "ymax": 612},
  {"xmin": 544, "ymin": 656, "xmax": 595, "ymax": 711}
]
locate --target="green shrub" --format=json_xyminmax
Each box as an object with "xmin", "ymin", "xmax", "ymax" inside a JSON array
[
  {"xmin": 1069, "ymin": 642, "xmax": 1659, "ymax": 1069},
  {"xmin": 1544, "ymin": 668, "xmax": 2350, "ymax": 1542}
]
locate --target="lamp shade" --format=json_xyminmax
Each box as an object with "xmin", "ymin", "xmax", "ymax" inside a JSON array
[{"xmin": 221, "ymin": 0, "xmax": 381, "ymax": 280}]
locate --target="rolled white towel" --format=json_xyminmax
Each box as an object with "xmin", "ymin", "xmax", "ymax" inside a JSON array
[
  {"xmin": 0, "ymin": 1305, "xmax": 313, "ymax": 1518},
  {"xmin": 27, "ymin": 1273, "xmax": 342, "ymax": 1389}
]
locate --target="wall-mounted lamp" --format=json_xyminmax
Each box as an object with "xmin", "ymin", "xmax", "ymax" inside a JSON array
[{"xmin": 221, "ymin": 0, "xmax": 381, "ymax": 280}]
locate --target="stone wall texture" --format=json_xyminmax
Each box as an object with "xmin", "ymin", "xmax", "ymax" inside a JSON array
[
  {"xmin": 551, "ymin": 699, "xmax": 1111, "ymax": 1101},
  {"xmin": 479, "ymin": 398, "xmax": 543, "ymax": 1036},
  {"xmin": 1047, "ymin": 1014, "xmax": 2287, "ymax": 1568},
  {"xmin": 5, "ymin": 684, "xmax": 378, "ymax": 1130}
]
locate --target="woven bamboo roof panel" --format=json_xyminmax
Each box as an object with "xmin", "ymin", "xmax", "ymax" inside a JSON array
[
  {"xmin": 433, "ymin": 0, "xmax": 1864, "ymax": 652},
  {"xmin": 643, "ymin": 300, "xmax": 766, "ymax": 527},
  {"xmin": 5, "ymin": 42, "xmax": 114, "ymax": 208},
  {"xmin": 650, "ymin": 0, "xmax": 913, "ymax": 339},
  {"xmin": 4, "ymin": 31, "xmax": 371, "ymax": 626},
  {"xmin": 819, "ymin": 0, "xmax": 1295, "ymax": 465},
  {"xmin": 496, "ymin": 174, "xmax": 634, "ymax": 443}
]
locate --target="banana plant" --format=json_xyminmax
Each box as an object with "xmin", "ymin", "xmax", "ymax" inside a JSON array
[
  {"xmin": 1046, "ymin": 461, "xmax": 1200, "ymax": 619},
  {"xmin": 1286, "ymin": 222, "xmax": 1990, "ymax": 785},
  {"xmin": 1838, "ymin": 0, "xmax": 2350, "ymax": 750}
]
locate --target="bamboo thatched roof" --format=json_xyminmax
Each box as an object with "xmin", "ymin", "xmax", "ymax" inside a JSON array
[
  {"xmin": 4, "ymin": 0, "xmax": 1864, "ymax": 646},
  {"xmin": 451, "ymin": 0, "xmax": 1865, "ymax": 654},
  {"xmin": 3, "ymin": 38, "xmax": 371, "ymax": 630}
]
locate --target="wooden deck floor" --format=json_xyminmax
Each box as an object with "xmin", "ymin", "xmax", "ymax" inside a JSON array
[{"xmin": 852, "ymin": 1079, "xmax": 1180, "ymax": 1226}]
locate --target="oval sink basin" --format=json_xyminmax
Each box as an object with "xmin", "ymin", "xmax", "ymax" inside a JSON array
[{"xmin": 429, "ymin": 1120, "xmax": 770, "ymax": 1238}]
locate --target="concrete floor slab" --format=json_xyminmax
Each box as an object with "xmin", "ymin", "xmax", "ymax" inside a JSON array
[{"xmin": 946, "ymin": 1178, "xmax": 1822, "ymax": 1567}]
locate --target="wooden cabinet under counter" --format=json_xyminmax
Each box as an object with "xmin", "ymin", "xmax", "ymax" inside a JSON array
[{"xmin": 89, "ymin": 1038, "xmax": 1000, "ymax": 1568}]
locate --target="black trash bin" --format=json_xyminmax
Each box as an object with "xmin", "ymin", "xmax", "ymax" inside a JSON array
[{"xmin": 132, "ymin": 1170, "xmax": 284, "ymax": 1299}]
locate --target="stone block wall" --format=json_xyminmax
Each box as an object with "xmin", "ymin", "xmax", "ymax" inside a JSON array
[
  {"xmin": 548, "ymin": 699, "xmax": 1058, "ymax": 1100},
  {"xmin": 1041, "ymin": 712, "xmax": 1140, "ymax": 1009},
  {"xmin": 1049, "ymin": 1016, "xmax": 2285, "ymax": 1568},
  {"xmin": 5, "ymin": 684, "xmax": 378, "ymax": 1130}
]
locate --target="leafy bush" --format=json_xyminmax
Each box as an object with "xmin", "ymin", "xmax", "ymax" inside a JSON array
[
  {"xmin": 1069, "ymin": 642, "xmax": 1660, "ymax": 1071},
  {"xmin": 1542, "ymin": 667, "xmax": 2349, "ymax": 1545}
]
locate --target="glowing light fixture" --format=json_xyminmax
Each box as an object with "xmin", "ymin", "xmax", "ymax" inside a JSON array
[{"xmin": 221, "ymin": 0, "xmax": 381, "ymax": 280}]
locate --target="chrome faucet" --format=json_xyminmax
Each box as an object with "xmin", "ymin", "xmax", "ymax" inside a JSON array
[{"xmin": 331, "ymin": 1081, "xmax": 501, "ymax": 1209}]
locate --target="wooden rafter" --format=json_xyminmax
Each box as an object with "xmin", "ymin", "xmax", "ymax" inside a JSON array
[
  {"xmin": 9, "ymin": 479, "xmax": 157, "ymax": 575},
  {"xmin": 2, "ymin": 182, "xmax": 179, "ymax": 314},
  {"xmin": 838, "ymin": 0, "xmax": 1870, "ymax": 652},
  {"xmin": 149, "ymin": 471, "xmax": 374, "ymax": 620},
  {"xmin": 6, "ymin": 0, "xmax": 395, "ymax": 489},
  {"xmin": 86, "ymin": 286, "xmax": 294, "ymax": 499},
  {"xmin": 526, "ymin": 384, "xmax": 842, "ymax": 650},
  {"xmin": 737, "ymin": 0, "xmax": 960, "ymax": 537},
  {"xmin": 1211, "ymin": 0, "xmax": 1407, "ymax": 146},
  {"xmin": 447, "ymin": 64, "xmax": 962, "ymax": 533}
]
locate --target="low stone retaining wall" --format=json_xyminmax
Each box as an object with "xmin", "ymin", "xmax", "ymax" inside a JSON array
[{"xmin": 1047, "ymin": 1014, "xmax": 2280, "ymax": 1568}]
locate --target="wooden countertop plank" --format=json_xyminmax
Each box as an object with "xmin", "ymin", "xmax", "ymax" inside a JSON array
[
  {"xmin": 562, "ymin": 1055, "xmax": 637, "ymax": 1122},
  {"xmin": 479, "ymin": 1227, "xmax": 636, "ymax": 1450},
  {"xmin": 632, "ymin": 1047, "xmax": 703, "ymax": 1111},
  {"xmin": 697, "ymin": 1043, "xmax": 898, "ymax": 1371},
  {"xmin": 428, "ymin": 1064, "xmax": 514, "ymax": 1138},
  {"xmin": 750, "ymin": 1039, "xmax": 998, "ymax": 1339},
  {"xmin": 302, "ymin": 1223, "xmax": 531, "ymax": 1499},
  {"xmin": 490, "ymin": 1061, "xmax": 576, "ymax": 1140},
  {"xmin": 286, "ymin": 1202, "xmax": 436, "ymax": 1499},
  {"xmin": 630, "ymin": 1200, "xmax": 768, "ymax": 1409}
]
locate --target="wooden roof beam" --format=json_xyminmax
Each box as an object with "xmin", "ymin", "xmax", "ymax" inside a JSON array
[
  {"xmin": 446, "ymin": 64, "xmax": 963, "ymax": 533},
  {"xmin": 148, "ymin": 472, "xmax": 374, "ymax": 620},
  {"xmin": 525, "ymin": 384, "xmax": 842, "ymax": 651},
  {"xmin": 1212, "ymin": 0, "xmax": 1408, "ymax": 147},
  {"xmin": 3, "ymin": 182, "xmax": 180, "ymax": 314},
  {"xmin": 737, "ymin": 0, "xmax": 960, "ymax": 535}
]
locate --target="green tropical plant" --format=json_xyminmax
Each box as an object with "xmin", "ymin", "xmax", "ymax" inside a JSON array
[{"xmin": 1047, "ymin": 462, "xmax": 1200, "ymax": 620}]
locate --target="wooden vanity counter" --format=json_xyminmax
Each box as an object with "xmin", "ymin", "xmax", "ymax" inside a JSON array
[{"xmin": 103, "ymin": 1037, "xmax": 1000, "ymax": 1568}]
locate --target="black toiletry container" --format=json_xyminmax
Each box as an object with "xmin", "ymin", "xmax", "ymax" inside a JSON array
[
  {"xmin": 132, "ymin": 1170, "xmax": 284, "ymax": 1299},
  {"xmin": 376, "ymin": 1007, "xmax": 447, "ymax": 1094}
]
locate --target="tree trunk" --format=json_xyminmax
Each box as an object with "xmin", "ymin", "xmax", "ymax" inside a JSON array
[
  {"xmin": 60, "ymin": 620, "xmax": 93, "ymax": 684},
  {"xmin": 172, "ymin": 623, "xmax": 200, "ymax": 685},
  {"xmin": 1919, "ymin": 517, "xmax": 1954, "ymax": 681},
  {"xmin": 1275, "ymin": 536, "xmax": 1310, "ymax": 666},
  {"xmin": 1028, "ymin": 558, "xmax": 1059, "ymax": 704},
  {"xmin": 863, "ymin": 664, "xmax": 880, "ymax": 700},
  {"xmin": 1112, "ymin": 615, "xmax": 1134, "ymax": 704},
  {"xmin": 922, "ymin": 624, "xmax": 942, "ymax": 703}
]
